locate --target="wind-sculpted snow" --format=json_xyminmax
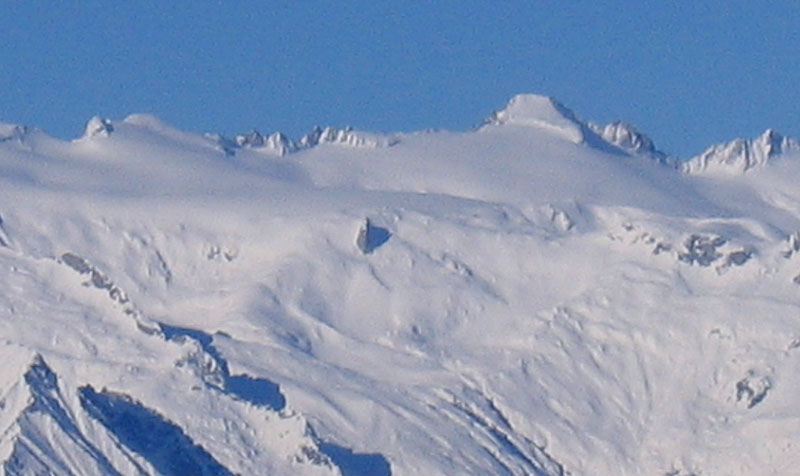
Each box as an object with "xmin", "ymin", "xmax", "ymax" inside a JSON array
[{"xmin": 3, "ymin": 95, "xmax": 800, "ymax": 475}]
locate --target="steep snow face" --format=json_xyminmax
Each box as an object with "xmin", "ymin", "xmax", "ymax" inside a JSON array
[
  {"xmin": 3, "ymin": 96, "xmax": 800, "ymax": 476},
  {"xmin": 684, "ymin": 129, "xmax": 800, "ymax": 174}
]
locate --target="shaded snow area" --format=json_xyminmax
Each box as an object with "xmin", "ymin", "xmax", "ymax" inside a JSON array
[{"xmin": 2, "ymin": 94, "xmax": 800, "ymax": 475}]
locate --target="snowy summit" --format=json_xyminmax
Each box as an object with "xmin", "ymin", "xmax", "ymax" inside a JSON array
[
  {"xmin": 485, "ymin": 94, "xmax": 588, "ymax": 143},
  {"xmin": 1, "ymin": 95, "xmax": 800, "ymax": 476}
]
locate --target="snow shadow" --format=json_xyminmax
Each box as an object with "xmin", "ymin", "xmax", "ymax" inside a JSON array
[
  {"xmin": 78, "ymin": 386, "xmax": 235, "ymax": 476},
  {"xmin": 365, "ymin": 225, "xmax": 391, "ymax": 252},
  {"xmin": 8, "ymin": 357, "xmax": 126, "ymax": 476},
  {"xmin": 319, "ymin": 442, "xmax": 391, "ymax": 476},
  {"xmin": 160, "ymin": 324, "xmax": 286, "ymax": 410}
]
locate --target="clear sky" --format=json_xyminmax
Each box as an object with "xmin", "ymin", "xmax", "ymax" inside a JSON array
[{"xmin": 2, "ymin": 1, "xmax": 799, "ymax": 157}]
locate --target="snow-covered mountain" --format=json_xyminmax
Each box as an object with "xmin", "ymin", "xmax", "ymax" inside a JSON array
[
  {"xmin": 684, "ymin": 129, "xmax": 800, "ymax": 174},
  {"xmin": 2, "ymin": 94, "xmax": 800, "ymax": 475}
]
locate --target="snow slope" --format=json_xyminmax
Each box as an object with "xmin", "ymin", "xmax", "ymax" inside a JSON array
[{"xmin": 2, "ymin": 94, "xmax": 800, "ymax": 475}]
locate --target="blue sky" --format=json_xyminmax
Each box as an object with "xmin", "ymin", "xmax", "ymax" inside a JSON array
[{"xmin": 2, "ymin": 1, "xmax": 799, "ymax": 157}]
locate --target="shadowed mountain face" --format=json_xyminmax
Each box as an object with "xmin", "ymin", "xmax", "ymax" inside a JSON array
[
  {"xmin": 2, "ymin": 96, "xmax": 800, "ymax": 475},
  {"xmin": 3, "ymin": 357, "xmax": 126, "ymax": 476},
  {"xmin": 79, "ymin": 386, "xmax": 236, "ymax": 476},
  {"xmin": 319, "ymin": 442, "xmax": 391, "ymax": 476}
]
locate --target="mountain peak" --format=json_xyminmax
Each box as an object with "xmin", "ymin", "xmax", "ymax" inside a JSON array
[
  {"xmin": 588, "ymin": 121, "xmax": 670, "ymax": 163},
  {"xmin": 82, "ymin": 116, "xmax": 114, "ymax": 139},
  {"xmin": 756, "ymin": 128, "xmax": 790, "ymax": 155},
  {"xmin": 488, "ymin": 94, "xmax": 576, "ymax": 124},
  {"xmin": 233, "ymin": 130, "xmax": 295, "ymax": 156},
  {"xmin": 684, "ymin": 129, "xmax": 800, "ymax": 174},
  {"xmin": 484, "ymin": 94, "xmax": 585, "ymax": 143},
  {"xmin": 0, "ymin": 123, "xmax": 29, "ymax": 142},
  {"xmin": 297, "ymin": 126, "xmax": 397, "ymax": 149}
]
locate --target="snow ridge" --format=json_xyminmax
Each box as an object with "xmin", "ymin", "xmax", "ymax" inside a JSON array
[
  {"xmin": 684, "ymin": 129, "xmax": 800, "ymax": 174},
  {"xmin": 233, "ymin": 130, "xmax": 296, "ymax": 156},
  {"xmin": 588, "ymin": 121, "xmax": 671, "ymax": 164},
  {"xmin": 229, "ymin": 126, "xmax": 398, "ymax": 156}
]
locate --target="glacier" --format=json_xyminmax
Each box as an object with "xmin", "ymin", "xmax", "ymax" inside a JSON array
[{"xmin": 1, "ymin": 94, "xmax": 800, "ymax": 475}]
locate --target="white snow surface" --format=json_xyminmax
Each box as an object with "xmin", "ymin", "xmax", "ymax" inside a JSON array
[{"xmin": 2, "ymin": 94, "xmax": 800, "ymax": 475}]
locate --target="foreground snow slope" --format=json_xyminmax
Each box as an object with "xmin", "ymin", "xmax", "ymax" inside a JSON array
[{"xmin": 2, "ymin": 95, "xmax": 800, "ymax": 475}]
